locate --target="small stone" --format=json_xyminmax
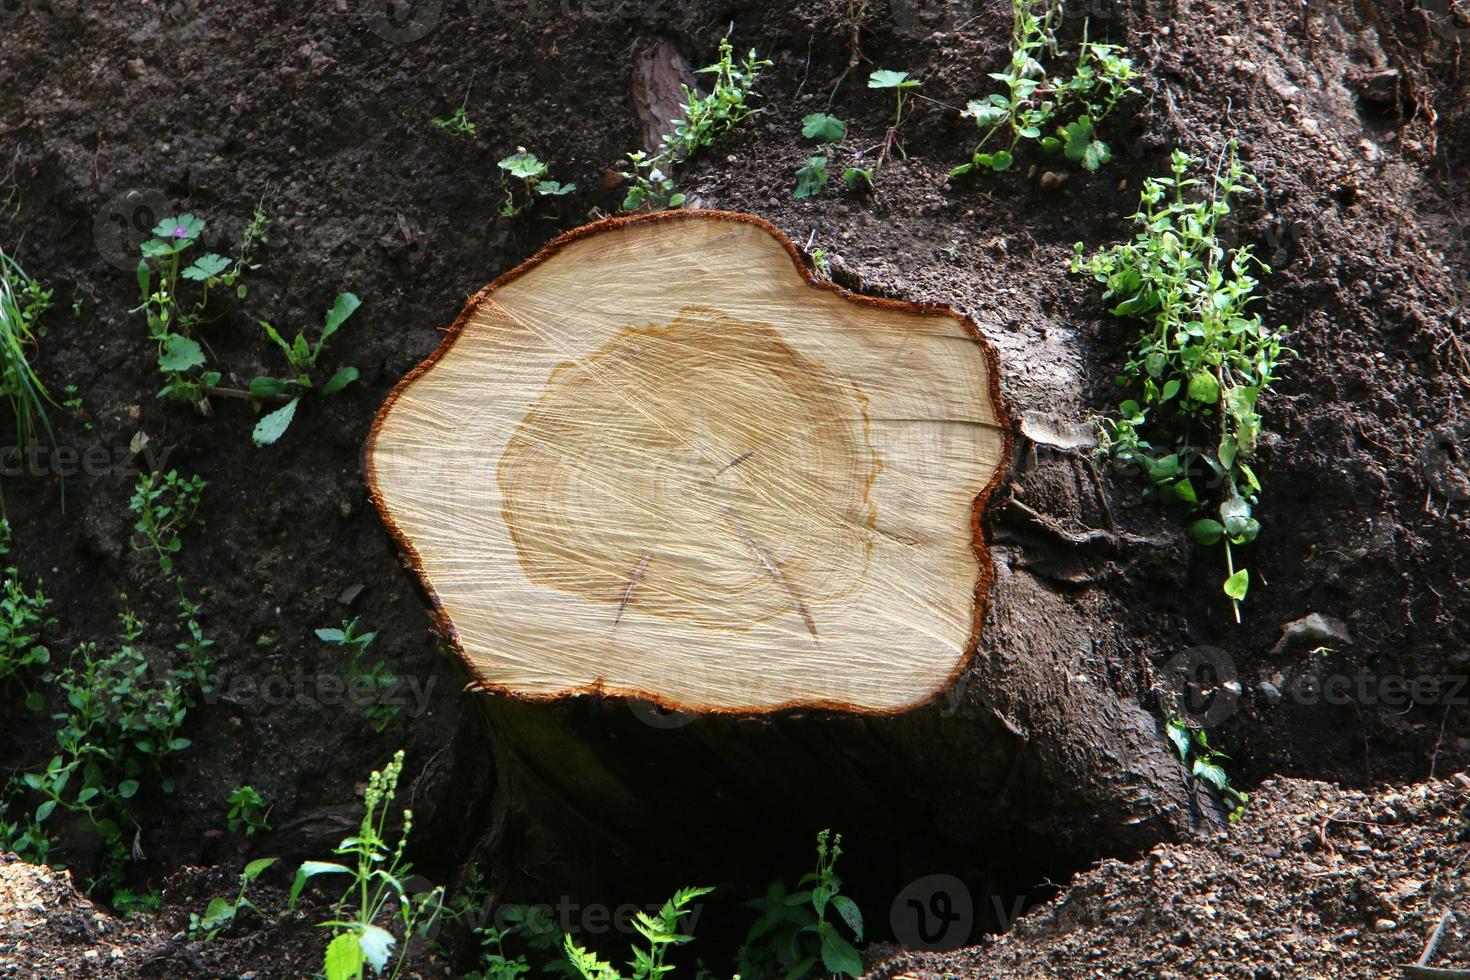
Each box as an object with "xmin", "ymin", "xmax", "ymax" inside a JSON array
[
  {"xmin": 1257, "ymin": 681, "xmax": 1283, "ymax": 704},
  {"xmin": 1039, "ymin": 170, "xmax": 1067, "ymax": 190},
  {"xmin": 1270, "ymin": 613, "xmax": 1352, "ymax": 656},
  {"xmin": 1374, "ymin": 918, "xmax": 1397, "ymax": 932},
  {"xmin": 125, "ymin": 58, "xmax": 145, "ymax": 78}
]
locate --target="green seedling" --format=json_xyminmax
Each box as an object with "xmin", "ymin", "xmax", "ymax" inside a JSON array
[
  {"xmin": 1071, "ymin": 146, "xmax": 1291, "ymax": 618},
  {"xmin": 129, "ymin": 469, "xmax": 205, "ymax": 576},
  {"xmin": 953, "ymin": 0, "xmax": 1137, "ymax": 177},
  {"xmin": 793, "ymin": 114, "xmax": 847, "ymax": 199},
  {"xmin": 249, "ymin": 291, "xmax": 361, "ymax": 447},
  {"xmin": 226, "ymin": 784, "xmax": 270, "ymax": 836},
  {"xmin": 564, "ymin": 886, "xmax": 713, "ymax": 980},
  {"xmin": 0, "ymin": 519, "xmax": 51, "ymax": 709},
  {"xmin": 190, "ymin": 858, "xmax": 277, "ymax": 940},
  {"xmin": 136, "ymin": 210, "xmax": 269, "ymax": 408},
  {"xmin": 291, "ymin": 750, "xmax": 446, "ymax": 980},
  {"xmin": 795, "ymin": 156, "xmax": 830, "ymax": 198},
  {"xmin": 432, "ymin": 106, "xmax": 477, "ymax": 139},
  {"xmin": 1166, "ymin": 716, "xmax": 1248, "ymax": 819},
  {"xmin": 316, "ymin": 619, "xmax": 399, "ymax": 733},
  {"xmin": 867, "ymin": 69, "xmax": 921, "ymax": 170},
  {"xmin": 738, "ymin": 830, "xmax": 864, "ymax": 979},
  {"xmin": 497, "ymin": 149, "xmax": 576, "ymax": 217}
]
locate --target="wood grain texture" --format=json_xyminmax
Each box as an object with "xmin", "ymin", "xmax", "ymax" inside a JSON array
[{"xmin": 366, "ymin": 211, "xmax": 1011, "ymax": 713}]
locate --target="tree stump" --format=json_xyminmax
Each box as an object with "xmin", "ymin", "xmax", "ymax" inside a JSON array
[{"xmin": 366, "ymin": 212, "xmax": 1201, "ymax": 918}]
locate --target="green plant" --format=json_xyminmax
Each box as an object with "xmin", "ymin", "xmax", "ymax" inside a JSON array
[
  {"xmin": 291, "ymin": 750, "xmax": 446, "ymax": 980},
  {"xmin": 564, "ymin": 886, "xmax": 713, "ymax": 980},
  {"xmin": 465, "ymin": 904, "xmax": 573, "ymax": 980},
  {"xmin": 621, "ymin": 37, "xmax": 771, "ymax": 212},
  {"xmin": 136, "ymin": 210, "xmax": 269, "ymax": 407},
  {"xmin": 794, "ymin": 157, "xmax": 830, "ymax": 199},
  {"xmin": 190, "ymin": 857, "xmax": 277, "ymax": 939},
  {"xmin": 952, "ymin": 1, "xmax": 1137, "ymax": 176},
  {"xmin": 497, "ymin": 150, "xmax": 576, "ymax": 217},
  {"xmin": 316, "ymin": 619, "xmax": 399, "ymax": 733},
  {"xmin": 1070, "ymin": 147, "xmax": 1291, "ymax": 618},
  {"xmin": 794, "ymin": 114, "xmax": 846, "ymax": 199},
  {"xmin": 249, "ymin": 291, "xmax": 362, "ymax": 446},
  {"xmin": 0, "ymin": 519, "xmax": 51, "ymax": 709},
  {"xmin": 0, "ymin": 246, "xmax": 55, "ymax": 465},
  {"xmin": 15, "ymin": 605, "xmax": 206, "ymax": 890},
  {"xmin": 226, "ymin": 784, "xmax": 270, "ymax": 836},
  {"xmin": 113, "ymin": 888, "xmax": 162, "ymax": 918},
  {"xmin": 1166, "ymin": 716, "xmax": 1248, "ymax": 819},
  {"xmin": 866, "ymin": 69, "xmax": 921, "ymax": 171},
  {"xmin": 433, "ymin": 106, "xmax": 477, "ymax": 139},
  {"xmin": 738, "ymin": 830, "xmax": 864, "ymax": 979},
  {"xmin": 129, "ymin": 469, "xmax": 206, "ymax": 576}
]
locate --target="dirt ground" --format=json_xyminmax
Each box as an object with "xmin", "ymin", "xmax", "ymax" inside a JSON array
[{"xmin": 1, "ymin": 0, "xmax": 1468, "ymax": 976}]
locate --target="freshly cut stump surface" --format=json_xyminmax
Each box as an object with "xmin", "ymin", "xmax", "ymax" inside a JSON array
[{"xmin": 367, "ymin": 212, "xmax": 1009, "ymax": 713}]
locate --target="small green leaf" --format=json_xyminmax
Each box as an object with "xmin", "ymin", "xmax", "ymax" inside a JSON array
[
  {"xmin": 320, "ymin": 292, "xmax": 362, "ymax": 343},
  {"xmin": 290, "ymin": 859, "xmax": 353, "ymax": 907},
  {"xmin": 249, "ymin": 376, "xmax": 291, "ymax": 399},
  {"xmin": 36, "ymin": 800, "xmax": 56, "ymax": 822},
  {"xmin": 1187, "ymin": 371, "xmax": 1221, "ymax": 403},
  {"xmin": 988, "ymin": 150, "xmax": 1014, "ymax": 172},
  {"xmin": 1190, "ymin": 519, "xmax": 1224, "ymax": 545},
  {"xmin": 794, "ymin": 156, "xmax": 829, "ymax": 198},
  {"xmin": 251, "ymin": 397, "xmax": 300, "ymax": 447},
  {"xmin": 818, "ymin": 924, "xmax": 864, "ymax": 978},
  {"xmin": 243, "ymin": 857, "xmax": 277, "ymax": 881},
  {"xmin": 1223, "ymin": 568, "xmax": 1249, "ymax": 601},
  {"xmin": 321, "ymin": 366, "xmax": 360, "ymax": 396},
  {"xmin": 831, "ymin": 894, "xmax": 864, "ymax": 941},
  {"xmin": 118, "ymin": 779, "xmax": 140, "ymax": 799},
  {"xmin": 1166, "ymin": 719, "xmax": 1191, "ymax": 760},
  {"xmin": 158, "ymin": 335, "xmax": 206, "ymax": 373},
  {"xmin": 324, "ymin": 932, "xmax": 365, "ymax": 980},
  {"xmin": 181, "ymin": 253, "xmax": 231, "ymax": 281},
  {"xmin": 801, "ymin": 112, "xmax": 846, "ymax": 143},
  {"xmin": 867, "ymin": 69, "xmax": 915, "ymax": 89}
]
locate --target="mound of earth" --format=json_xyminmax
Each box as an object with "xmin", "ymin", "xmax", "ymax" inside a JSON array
[{"xmin": 870, "ymin": 774, "xmax": 1470, "ymax": 979}]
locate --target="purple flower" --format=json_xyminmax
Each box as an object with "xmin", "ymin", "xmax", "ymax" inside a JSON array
[{"xmin": 172, "ymin": 225, "xmax": 190, "ymax": 239}]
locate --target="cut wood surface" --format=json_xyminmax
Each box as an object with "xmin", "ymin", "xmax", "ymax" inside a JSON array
[{"xmin": 367, "ymin": 211, "xmax": 1009, "ymax": 713}]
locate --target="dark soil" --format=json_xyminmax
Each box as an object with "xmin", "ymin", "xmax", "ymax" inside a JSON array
[{"xmin": 1, "ymin": 0, "xmax": 1467, "ymax": 976}]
